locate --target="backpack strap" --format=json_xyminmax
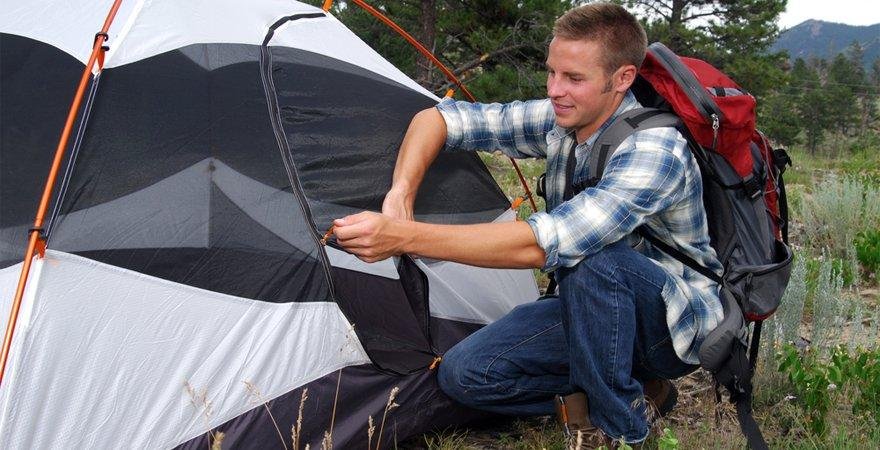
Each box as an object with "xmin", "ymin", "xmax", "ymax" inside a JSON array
[
  {"xmin": 563, "ymin": 107, "xmax": 681, "ymax": 202},
  {"xmin": 638, "ymin": 230, "xmax": 722, "ymax": 283}
]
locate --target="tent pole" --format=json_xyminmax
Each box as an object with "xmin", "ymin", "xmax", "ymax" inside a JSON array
[
  {"xmin": 347, "ymin": 0, "xmax": 538, "ymax": 213},
  {"xmin": 0, "ymin": 0, "xmax": 125, "ymax": 387}
]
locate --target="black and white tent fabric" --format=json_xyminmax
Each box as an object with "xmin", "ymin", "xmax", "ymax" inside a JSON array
[{"xmin": 0, "ymin": 1, "xmax": 538, "ymax": 447}]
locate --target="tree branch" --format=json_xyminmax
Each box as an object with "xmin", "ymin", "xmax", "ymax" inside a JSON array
[
  {"xmin": 632, "ymin": 0, "xmax": 672, "ymax": 21},
  {"xmin": 453, "ymin": 43, "xmax": 532, "ymax": 78}
]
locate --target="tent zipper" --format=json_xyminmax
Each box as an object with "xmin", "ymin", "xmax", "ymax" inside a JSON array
[{"xmin": 260, "ymin": 13, "xmax": 337, "ymax": 300}]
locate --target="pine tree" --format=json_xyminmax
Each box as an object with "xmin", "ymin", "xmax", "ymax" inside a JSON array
[
  {"xmin": 790, "ymin": 58, "xmax": 832, "ymax": 154},
  {"xmin": 826, "ymin": 52, "xmax": 861, "ymax": 136},
  {"xmin": 621, "ymin": 0, "xmax": 788, "ymax": 97}
]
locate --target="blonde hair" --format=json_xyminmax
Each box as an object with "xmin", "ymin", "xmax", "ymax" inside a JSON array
[{"xmin": 553, "ymin": 2, "xmax": 647, "ymax": 75}]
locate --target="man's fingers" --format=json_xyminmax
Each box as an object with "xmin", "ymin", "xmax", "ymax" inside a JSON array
[
  {"xmin": 333, "ymin": 221, "xmax": 371, "ymax": 241},
  {"xmin": 336, "ymin": 238, "xmax": 386, "ymax": 263},
  {"xmin": 330, "ymin": 211, "xmax": 396, "ymax": 263},
  {"xmin": 333, "ymin": 211, "xmax": 377, "ymax": 233},
  {"xmin": 333, "ymin": 212, "xmax": 373, "ymax": 238}
]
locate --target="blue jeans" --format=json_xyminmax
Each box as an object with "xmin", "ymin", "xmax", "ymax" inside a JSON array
[{"xmin": 437, "ymin": 240, "xmax": 696, "ymax": 442}]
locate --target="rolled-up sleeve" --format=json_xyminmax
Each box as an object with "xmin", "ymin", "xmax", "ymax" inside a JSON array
[
  {"xmin": 527, "ymin": 131, "xmax": 688, "ymax": 271},
  {"xmin": 435, "ymin": 98, "xmax": 555, "ymax": 159}
]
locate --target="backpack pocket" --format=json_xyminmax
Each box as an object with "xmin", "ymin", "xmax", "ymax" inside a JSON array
[{"xmin": 724, "ymin": 240, "xmax": 793, "ymax": 321}]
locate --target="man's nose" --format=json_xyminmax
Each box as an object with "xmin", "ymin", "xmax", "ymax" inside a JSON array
[{"xmin": 546, "ymin": 76, "xmax": 563, "ymax": 98}]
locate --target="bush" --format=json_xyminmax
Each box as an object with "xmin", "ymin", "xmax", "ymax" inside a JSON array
[
  {"xmin": 805, "ymin": 255, "xmax": 858, "ymax": 289},
  {"xmin": 798, "ymin": 175, "xmax": 880, "ymax": 261},
  {"xmin": 855, "ymin": 229, "xmax": 880, "ymax": 281},
  {"xmin": 809, "ymin": 255, "xmax": 846, "ymax": 354},
  {"xmin": 777, "ymin": 344, "xmax": 880, "ymax": 438}
]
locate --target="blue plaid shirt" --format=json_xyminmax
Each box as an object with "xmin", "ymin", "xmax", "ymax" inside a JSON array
[{"xmin": 436, "ymin": 92, "xmax": 722, "ymax": 364}]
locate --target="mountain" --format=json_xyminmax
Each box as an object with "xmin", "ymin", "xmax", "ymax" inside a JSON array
[{"xmin": 772, "ymin": 20, "xmax": 880, "ymax": 68}]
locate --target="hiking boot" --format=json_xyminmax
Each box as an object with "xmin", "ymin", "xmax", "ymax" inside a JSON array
[
  {"xmin": 555, "ymin": 385, "xmax": 668, "ymax": 449},
  {"xmin": 556, "ymin": 393, "xmax": 638, "ymax": 449},
  {"xmin": 643, "ymin": 379, "xmax": 678, "ymax": 418},
  {"xmin": 556, "ymin": 392, "xmax": 591, "ymax": 432},
  {"xmin": 556, "ymin": 392, "xmax": 602, "ymax": 448}
]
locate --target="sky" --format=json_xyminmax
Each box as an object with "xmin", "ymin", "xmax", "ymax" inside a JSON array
[{"xmin": 778, "ymin": 0, "xmax": 880, "ymax": 29}]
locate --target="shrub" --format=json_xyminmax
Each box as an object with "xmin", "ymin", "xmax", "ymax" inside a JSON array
[
  {"xmin": 777, "ymin": 344, "xmax": 834, "ymax": 437},
  {"xmin": 809, "ymin": 255, "xmax": 845, "ymax": 354},
  {"xmin": 855, "ymin": 229, "xmax": 880, "ymax": 281},
  {"xmin": 798, "ymin": 175, "xmax": 880, "ymax": 261},
  {"xmin": 777, "ymin": 344, "xmax": 880, "ymax": 437}
]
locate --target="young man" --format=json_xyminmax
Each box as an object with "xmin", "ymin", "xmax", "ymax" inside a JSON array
[{"xmin": 332, "ymin": 2, "xmax": 722, "ymax": 446}]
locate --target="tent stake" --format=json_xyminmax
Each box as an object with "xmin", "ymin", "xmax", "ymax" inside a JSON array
[{"xmin": 0, "ymin": 0, "xmax": 125, "ymax": 386}]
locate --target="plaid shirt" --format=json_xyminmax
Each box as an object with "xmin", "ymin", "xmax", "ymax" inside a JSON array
[{"xmin": 436, "ymin": 92, "xmax": 722, "ymax": 364}]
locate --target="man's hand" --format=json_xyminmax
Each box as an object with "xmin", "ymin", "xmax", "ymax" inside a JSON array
[
  {"xmin": 381, "ymin": 187, "xmax": 415, "ymax": 221},
  {"xmin": 333, "ymin": 211, "xmax": 410, "ymax": 263}
]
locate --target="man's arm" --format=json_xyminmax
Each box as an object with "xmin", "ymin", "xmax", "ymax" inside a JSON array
[
  {"xmin": 333, "ymin": 212, "xmax": 545, "ymax": 269},
  {"xmin": 382, "ymin": 108, "xmax": 446, "ymax": 220},
  {"xmin": 383, "ymin": 99, "xmax": 555, "ymax": 220}
]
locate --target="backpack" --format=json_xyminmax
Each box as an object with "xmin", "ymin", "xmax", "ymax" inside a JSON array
[{"xmin": 541, "ymin": 42, "xmax": 793, "ymax": 450}]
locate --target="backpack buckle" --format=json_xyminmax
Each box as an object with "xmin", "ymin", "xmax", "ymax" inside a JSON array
[
  {"xmin": 742, "ymin": 175, "xmax": 762, "ymax": 199},
  {"xmin": 536, "ymin": 173, "xmax": 547, "ymax": 201}
]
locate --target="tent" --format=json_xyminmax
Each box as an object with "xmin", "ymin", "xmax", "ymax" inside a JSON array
[{"xmin": 0, "ymin": 0, "xmax": 539, "ymax": 447}]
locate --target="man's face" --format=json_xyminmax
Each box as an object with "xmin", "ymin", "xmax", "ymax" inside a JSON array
[{"xmin": 546, "ymin": 37, "xmax": 624, "ymax": 143}]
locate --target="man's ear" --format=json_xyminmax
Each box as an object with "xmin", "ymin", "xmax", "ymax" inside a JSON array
[{"xmin": 614, "ymin": 64, "xmax": 638, "ymax": 93}]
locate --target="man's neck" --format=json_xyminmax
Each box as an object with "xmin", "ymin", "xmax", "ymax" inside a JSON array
[{"xmin": 575, "ymin": 94, "xmax": 626, "ymax": 144}]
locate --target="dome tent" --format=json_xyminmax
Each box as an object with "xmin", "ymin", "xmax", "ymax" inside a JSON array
[{"xmin": 0, "ymin": 0, "xmax": 538, "ymax": 448}]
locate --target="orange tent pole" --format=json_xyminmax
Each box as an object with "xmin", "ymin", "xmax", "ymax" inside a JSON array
[
  {"xmin": 348, "ymin": 0, "xmax": 538, "ymax": 213},
  {"xmin": 0, "ymin": 0, "xmax": 125, "ymax": 386}
]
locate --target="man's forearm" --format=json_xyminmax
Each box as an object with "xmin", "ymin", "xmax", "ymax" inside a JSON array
[{"xmin": 401, "ymin": 220, "xmax": 546, "ymax": 269}]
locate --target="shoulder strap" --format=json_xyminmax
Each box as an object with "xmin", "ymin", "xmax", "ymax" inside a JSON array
[{"xmin": 563, "ymin": 108, "xmax": 681, "ymax": 202}]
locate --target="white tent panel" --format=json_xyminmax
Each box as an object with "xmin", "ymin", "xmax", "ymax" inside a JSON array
[
  {"xmin": 0, "ymin": 0, "xmax": 141, "ymax": 68},
  {"xmin": 418, "ymin": 209, "xmax": 538, "ymax": 323},
  {"xmin": 0, "ymin": 251, "xmax": 368, "ymax": 449},
  {"xmin": 419, "ymin": 258, "xmax": 539, "ymax": 324},
  {"xmin": 268, "ymin": 15, "xmax": 437, "ymax": 98},
  {"xmin": 326, "ymin": 247, "xmax": 538, "ymax": 324},
  {"xmin": 0, "ymin": 0, "xmax": 435, "ymax": 99}
]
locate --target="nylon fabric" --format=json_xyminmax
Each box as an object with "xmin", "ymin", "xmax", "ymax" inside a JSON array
[{"xmin": 0, "ymin": 251, "xmax": 368, "ymax": 449}]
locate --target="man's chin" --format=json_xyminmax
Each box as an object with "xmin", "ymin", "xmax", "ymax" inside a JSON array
[{"xmin": 554, "ymin": 118, "xmax": 574, "ymax": 129}]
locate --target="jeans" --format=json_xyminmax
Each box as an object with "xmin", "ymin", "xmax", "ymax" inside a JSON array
[{"xmin": 437, "ymin": 240, "xmax": 696, "ymax": 442}]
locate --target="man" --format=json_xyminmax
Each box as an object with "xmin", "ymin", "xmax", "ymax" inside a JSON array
[{"xmin": 332, "ymin": 2, "xmax": 722, "ymax": 447}]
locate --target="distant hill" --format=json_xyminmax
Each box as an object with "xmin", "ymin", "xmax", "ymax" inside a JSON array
[{"xmin": 772, "ymin": 20, "xmax": 880, "ymax": 69}]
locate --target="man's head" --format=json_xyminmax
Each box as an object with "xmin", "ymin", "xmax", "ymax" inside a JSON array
[
  {"xmin": 546, "ymin": 3, "xmax": 647, "ymax": 142},
  {"xmin": 553, "ymin": 3, "xmax": 648, "ymax": 78}
]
